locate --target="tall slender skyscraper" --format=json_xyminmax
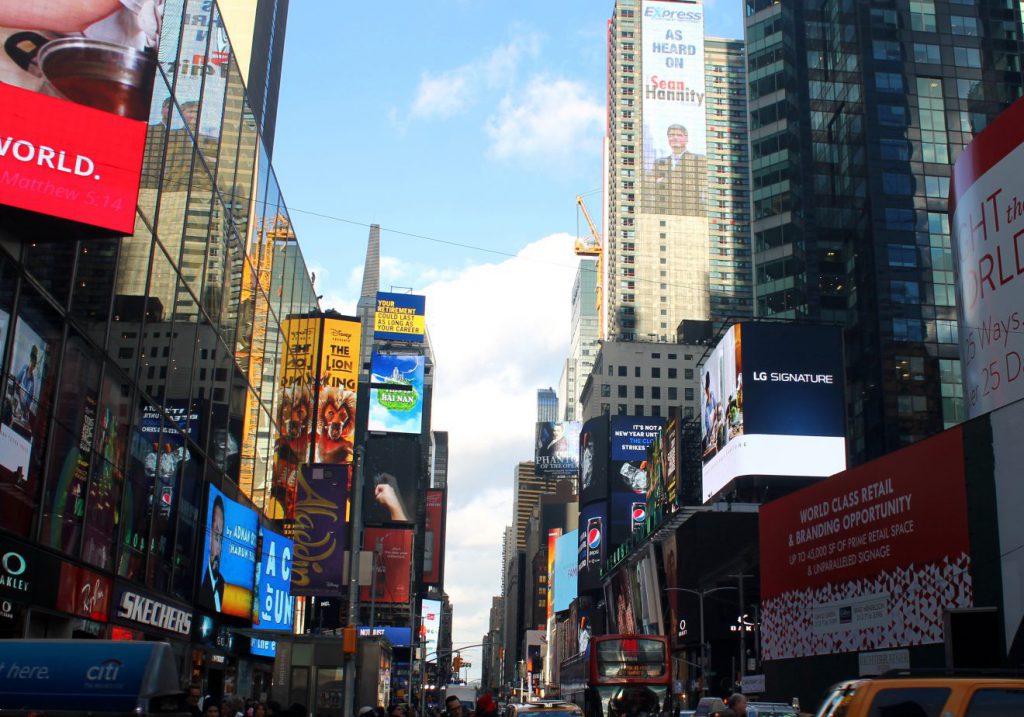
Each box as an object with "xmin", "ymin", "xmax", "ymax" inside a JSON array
[
  {"xmin": 537, "ymin": 388, "xmax": 559, "ymax": 421},
  {"xmin": 745, "ymin": 0, "xmax": 1024, "ymax": 462}
]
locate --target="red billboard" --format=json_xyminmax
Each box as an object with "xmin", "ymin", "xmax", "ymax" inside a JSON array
[
  {"xmin": 760, "ymin": 428, "xmax": 972, "ymax": 660},
  {"xmin": 424, "ymin": 489, "xmax": 446, "ymax": 585},
  {"xmin": 361, "ymin": 528, "xmax": 413, "ymax": 605},
  {"xmin": 0, "ymin": 9, "xmax": 161, "ymax": 233}
]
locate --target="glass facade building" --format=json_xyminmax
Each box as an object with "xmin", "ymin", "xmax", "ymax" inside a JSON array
[
  {"xmin": 745, "ymin": 0, "xmax": 1024, "ymax": 462},
  {"xmin": 0, "ymin": 0, "xmax": 315, "ymax": 696}
]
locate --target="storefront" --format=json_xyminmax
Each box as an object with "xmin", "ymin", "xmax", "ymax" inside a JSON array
[{"xmin": 109, "ymin": 580, "xmax": 194, "ymax": 683}]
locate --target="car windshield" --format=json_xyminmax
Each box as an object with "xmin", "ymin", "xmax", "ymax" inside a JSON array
[{"xmin": 815, "ymin": 686, "xmax": 854, "ymax": 717}]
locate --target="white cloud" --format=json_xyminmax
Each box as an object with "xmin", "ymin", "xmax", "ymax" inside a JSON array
[
  {"xmin": 410, "ymin": 32, "xmax": 542, "ymax": 120},
  {"xmin": 485, "ymin": 76, "xmax": 604, "ymax": 165}
]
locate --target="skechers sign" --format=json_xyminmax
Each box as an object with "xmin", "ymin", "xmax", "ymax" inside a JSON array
[{"xmin": 113, "ymin": 583, "xmax": 193, "ymax": 637}]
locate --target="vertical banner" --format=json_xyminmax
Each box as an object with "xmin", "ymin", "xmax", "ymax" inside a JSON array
[
  {"xmin": 553, "ymin": 529, "xmax": 579, "ymax": 613},
  {"xmin": 198, "ymin": 485, "xmax": 258, "ymax": 618},
  {"xmin": 641, "ymin": 0, "xmax": 707, "ymax": 217},
  {"xmin": 535, "ymin": 421, "xmax": 582, "ymax": 478},
  {"xmin": 421, "ymin": 598, "xmax": 442, "ymax": 663},
  {"xmin": 949, "ymin": 97, "xmax": 1024, "ymax": 418},
  {"xmin": 361, "ymin": 528, "xmax": 414, "ymax": 604},
  {"xmin": 273, "ymin": 318, "xmax": 320, "ymax": 523},
  {"xmin": 254, "ymin": 527, "xmax": 294, "ymax": 631},
  {"xmin": 546, "ymin": 528, "xmax": 562, "ymax": 621},
  {"xmin": 362, "ymin": 435, "xmax": 422, "ymax": 525},
  {"xmin": 315, "ymin": 318, "xmax": 361, "ymax": 465},
  {"xmin": 424, "ymin": 489, "xmax": 446, "ymax": 585},
  {"xmin": 291, "ymin": 463, "xmax": 349, "ymax": 596}
]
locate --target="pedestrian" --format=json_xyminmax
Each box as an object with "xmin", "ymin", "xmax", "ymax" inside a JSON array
[
  {"xmin": 203, "ymin": 698, "xmax": 221, "ymax": 717},
  {"xmin": 187, "ymin": 685, "xmax": 203, "ymax": 717},
  {"xmin": 442, "ymin": 697, "xmax": 464, "ymax": 717},
  {"xmin": 720, "ymin": 694, "xmax": 747, "ymax": 717},
  {"xmin": 475, "ymin": 693, "xmax": 498, "ymax": 717}
]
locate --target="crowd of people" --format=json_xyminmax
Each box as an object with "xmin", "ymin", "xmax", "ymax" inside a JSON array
[
  {"xmin": 186, "ymin": 685, "xmax": 302, "ymax": 717},
  {"xmin": 357, "ymin": 692, "xmax": 500, "ymax": 717}
]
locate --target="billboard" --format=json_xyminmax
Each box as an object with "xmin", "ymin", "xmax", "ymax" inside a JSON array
[
  {"xmin": 552, "ymin": 529, "xmax": 579, "ymax": 613},
  {"xmin": 611, "ymin": 417, "xmax": 666, "ymax": 461},
  {"xmin": 950, "ymin": 97, "xmax": 1024, "ymax": 418},
  {"xmin": 198, "ymin": 484, "xmax": 258, "ymax": 618},
  {"xmin": 363, "ymin": 435, "xmax": 422, "ymax": 525},
  {"xmin": 361, "ymin": 528, "xmax": 413, "ymax": 604},
  {"xmin": 140, "ymin": 400, "xmax": 199, "ymax": 517},
  {"xmin": 374, "ymin": 292, "xmax": 426, "ymax": 342},
  {"xmin": 641, "ymin": 0, "xmax": 707, "ymax": 217},
  {"xmin": 421, "ymin": 598, "xmax": 442, "ymax": 662},
  {"xmin": 424, "ymin": 489, "xmax": 446, "ymax": 585},
  {"xmin": 1, "ymin": 316, "xmax": 49, "ymax": 495},
  {"xmin": 291, "ymin": 463, "xmax": 349, "ymax": 596},
  {"xmin": 546, "ymin": 528, "xmax": 562, "ymax": 620},
  {"xmin": 606, "ymin": 417, "xmax": 665, "ymax": 547},
  {"xmin": 368, "ymin": 352, "xmax": 425, "ymax": 434},
  {"xmin": 0, "ymin": 7, "xmax": 161, "ymax": 232},
  {"xmin": 577, "ymin": 502, "xmax": 607, "ymax": 592},
  {"xmin": 536, "ymin": 420, "xmax": 582, "ymax": 478},
  {"xmin": 315, "ymin": 317, "xmax": 360, "ymax": 464},
  {"xmin": 579, "ymin": 416, "xmax": 610, "ymax": 503},
  {"xmin": 760, "ymin": 428, "xmax": 972, "ymax": 660},
  {"xmin": 254, "ymin": 527, "xmax": 294, "ymax": 631},
  {"xmin": 701, "ymin": 323, "xmax": 846, "ymax": 501},
  {"xmin": 273, "ymin": 318, "xmax": 320, "ymax": 520}
]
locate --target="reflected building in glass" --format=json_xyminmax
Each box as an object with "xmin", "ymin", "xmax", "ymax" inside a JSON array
[{"xmin": 0, "ymin": 0, "xmax": 315, "ymax": 697}]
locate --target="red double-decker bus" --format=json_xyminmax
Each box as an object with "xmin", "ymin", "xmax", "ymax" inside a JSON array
[{"xmin": 560, "ymin": 635, "xmax": 671, "ymax": 717}]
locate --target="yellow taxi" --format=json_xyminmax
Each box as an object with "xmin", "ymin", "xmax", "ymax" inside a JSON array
[
  {"xmin": 815, "ymin": 674, "xmax": 1024, "ymax": 717},
  {"xmin": 505, "ymin": 699, "xmax": 584, "ymax": 717}
]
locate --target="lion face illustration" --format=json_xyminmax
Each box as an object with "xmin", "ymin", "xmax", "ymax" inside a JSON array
[{"xmin": 317, "ymin": 386, "xmax": 356, "ymax": 463}]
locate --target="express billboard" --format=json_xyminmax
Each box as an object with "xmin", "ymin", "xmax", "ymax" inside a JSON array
[
  {"xmin": 552, "ymin": 529, "xmax": 579, "ymax": 613},
  {"xmin": 361, "ymin": 528, "xmax": 413, "ymax": 604},
  {"xmin": 424, "ymin": 489, "xmax": 446, "ymax": 585},
  {"xmin": 421, "ymin": 598, "xmax": 442, "ymax": 662},
  {"xmin": 759, "ymin": 428, "xmax": 972, "ymax": 660},
  {"xmin": 363, "ymin": 435, "xmax": 422, "ymax": 525},
  {"xmin": 950, "ymin": 97, "xmax": 1024, "ymax": 418},
  {"xmin": 640, "ymin": 0, "xmax": 707, "ymax": 217},
  {"xmin": 0, "ymin": 6, "xmax": 163, "ymax": 232},
  {"xmin": 701, "ymin": 322, "xmax": 846, "ymax": 501},
  {"xmin": 536, "ymin": 420, "xmax": 582, "ymax": 478},
  {"xmin": 198, "ymin": 484, "xmax": 258, "ymax": 618},
  {"xmin": 368, "ymin": 352, "xmax": 425, "ymax": 434},
  {"xmin": 254, "ymin": 527, "xmax": 294, "ymax": 631},
  {"xmin": 374, "ymin": 292, "xmax": 426, "ymax": 342}
]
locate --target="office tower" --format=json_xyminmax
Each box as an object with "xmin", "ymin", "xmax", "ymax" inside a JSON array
[
  {"xmin": 564, "ymin": 259, "xmax": 601, "ymax": 420},
  {"xmin": 537, "ymin": 388, "xmax": 559, "ymax": 421},
  {"xmin": 604, "ymin": 1, "xmax": 751, "ymax": 340},
  {"xmin": 745, "ymin": 0, "xmax": 1024, "ymax": 462},
  {"xmin": 432, "ymin": 430, "xmax": 450, "ymax": 489},
  {"xmin": 512, "ymin": 462, "xmax": 573, "ymax": 552}
]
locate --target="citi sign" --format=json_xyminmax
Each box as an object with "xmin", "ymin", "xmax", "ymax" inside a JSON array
[{"xmin": 86, "ymin": 658, "xmax": 122, "ymax": 681}]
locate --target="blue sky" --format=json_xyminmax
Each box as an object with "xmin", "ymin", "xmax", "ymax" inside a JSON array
[{"xmin": 272, "ymin": 0, "xmax": 746, "ymax": 680}]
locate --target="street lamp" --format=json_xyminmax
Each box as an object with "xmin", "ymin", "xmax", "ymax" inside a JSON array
[{"xmin": 664, "ymin": 586, "xmax": 736, "ymax": 699}]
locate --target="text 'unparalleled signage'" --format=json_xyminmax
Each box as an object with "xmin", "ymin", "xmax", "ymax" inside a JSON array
[
  {"xmin": 950, "ymin": 97, "xmax": 1024, "ymax": 418},
  {"xmin": 0, "ymin": 83, "xmax": 146, "ymax": 233}
]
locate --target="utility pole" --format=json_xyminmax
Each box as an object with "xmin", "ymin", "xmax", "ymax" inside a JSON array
[
  {"xmin": 729, "ymin": 573, "xmax": 753, "ymax": 682},
  {"xmin": 344, "ymin": 447, "xmax": 366, "ymax": 717}
]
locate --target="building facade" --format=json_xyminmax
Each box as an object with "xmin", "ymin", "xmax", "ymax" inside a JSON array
[
  {"xmin": 537, "ymin": 387, "xmax": 559, "ymax": 422},
  {"xmin": 563, "ymin": 259, "xmax": 600, "ymax": 420},
  {"xmin": 745, "ymin": 0, "xmax": 1024, "ymax": 462}
]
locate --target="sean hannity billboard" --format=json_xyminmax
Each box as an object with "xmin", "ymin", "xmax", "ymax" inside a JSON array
[{"xmin": 701, "ymin": 322, "xmax": 846, "ymax": 501}]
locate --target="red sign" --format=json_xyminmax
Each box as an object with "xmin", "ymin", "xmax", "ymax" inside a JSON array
[
  {"xmin": 424, "ymin": 489, "xmax": 445, "ymax": 585},
  {"xmin": 361, "ymin": 528, "xmax": 413, "ymax": 604},
  {"xmin": 761, "ymin": 428, "xmax": 970, "ymax": 598},
  {"xmin": 56, "ymin": 561, "xmax": 112, "ymax": 622},
  {"xmin": 0, "ymin": 83, "xmax": 146, "ymax": 233}
]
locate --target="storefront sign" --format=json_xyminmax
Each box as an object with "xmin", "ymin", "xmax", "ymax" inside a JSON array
[
  {"xmin": 0, "ymin": 533, "xmax": 60, "ymax": 606},
  {"xmin": 112, "ymin": 582, "xmax": 192, "ymax": 636},
  {"xmin": 57, "ymin": 562, "xmax": 111, "ymax": 622}
]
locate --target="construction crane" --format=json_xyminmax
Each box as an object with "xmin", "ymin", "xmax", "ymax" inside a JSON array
[{"xmin": 575, "ymin": 194, "xmax": 605, "ymax": 339}]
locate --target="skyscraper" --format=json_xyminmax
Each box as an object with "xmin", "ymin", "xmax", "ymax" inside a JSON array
[
  {"xmin": 604, "ymin": 0, "xmax": 751, "ymax": 340},
  {"xmin": 745, "ymin": 0, "xmax": 1024, "ymax": 462},
  {"xmin": 537, "ymin": 388, "xmax": 559, "ymax": 421},
  {"xmin": 564, "ymin": 259, "xmax": 601, "ymax": 420}
]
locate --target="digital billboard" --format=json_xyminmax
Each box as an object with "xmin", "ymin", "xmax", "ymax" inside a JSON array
[
  {"xmin": 273, "ymin": 318, "xmax": 319, "ymax": 521},
  {"xmin": 363, "ymin": 435, "xmax": 422, "ymax": 525},
  {"xmin": 611, "ymin": 417, "xmax": 666, "ymax": 461},
  {"xmin": 374, "ymin": 292, "xmax": 426, "ymax": 342},
  {"xmin": 0, "ymin": 316, "xmax": 49, "ymax": 498},
  {"xmin": 701, "ymin": 322, "xmax": 846, "ymax": 501},
  {"xmin": 368, "ymin": 352, "xmax": 425, "ymax": 434},
  {"xmin": 198, "ymin": 484, "xmax": 258, "ymax": 618},
  {"xmin": 641, "ymin": 0, "xmax": 707, "ymax": 217},
  {"xmin": 254, "ymin": 527, "xmax": 294, "ymax": 631},
  {"xmin": 536, "ymin": 420, "xmax": 582, "ymax": 478},
  {"xmin": 552, "ymin": 529, "xmax": 579, "ymax": 613},
  {"xmin": 546, "ymin": 528, "xmax": 561, "ymax": 620},
  {"xmin": 361, "ymin": 528, "xmax": 413, "ymax": 604},
  {"xmin": 950, "ymin": 97, "xmax": 1024, "ymax": 418},
  {"xmin": 607, "ymin": 417, "xmax": 665, "ymax": 547},
  {"xmin": 579, "ymin": 416, "xmax": 610, "ymax": 503},
  {"xmin": 760, "ymin": 428, "xmax": 972, "ymax": 660},
  {"xmin": 140, "ymin": 400, "xmax": 199, "ymax": 517},
  {"xmin": 291, "ymin": 463, "xmax": 349, "ymax": 596},
  {"xmin": 577, "ymin": 502, "xmax": 607, "ymax": 592},
  {"xmin": 421, "ymin": 598, "xmax": 442, "ymax": 662},
  {"xmin": 315, "ymin": 317, "xmax": 360, "ymax": 464},
  {"xmin": 424, "ymin": 489, "xmax": 446, "ymax": 585}
]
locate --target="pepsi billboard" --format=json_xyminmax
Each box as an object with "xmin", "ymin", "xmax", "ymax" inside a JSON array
[
  {"xmin": 609, "ymin": 417, "xmax": 665, "ymax": 549},
  {"xmin": 578, "ymin": 502, "xmax": 607, "ymax": 592},
  {"xmin": 701, "ymin": 323, "xmax": 846, "ymax": 501}
]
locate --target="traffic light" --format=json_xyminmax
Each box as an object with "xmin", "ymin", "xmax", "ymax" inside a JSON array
[{"xmin": 453, "ymin": 655, "xmax": 463, "ymax": 671}]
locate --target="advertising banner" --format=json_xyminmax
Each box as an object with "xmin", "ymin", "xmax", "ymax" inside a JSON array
[
  {"xmin": 368, "ymin": 352, "xmax": 425, "ymax": 434},
  {"xmin": 315, "ymin": 317, "xmax": 360, "ymax": 465},
  {"xmin": 1, "ymin": 316, "xmax": 48, "ymax": 495},
  {"xmin": 536, "ymin": 420, "xmax": 582, "ymax": 478},
  {"xmin": 421, "ymin": 598, "xmax": 442, "ymax": 661},
  {"xmin": 374, "ymin": 292, "xmax": 426, "ymax": 342},
  {"xmin": 578, "ymin": 502, "xmax": 607, "ymax": 592},
  {"xmin": 363, "ymin": 435, "xmax": 422, "ymax": 525},
  {"xmin": 358, "ymin": 625, "xmax": 412, "ymax": 647},
  {"xmin": 252, "ymin": 638, "xmax": 277, "ymax": 658},
  {"xmin": 950, "ymin": 97, "xmax": 1024, "ymax": 418},
  {"xmin": 760, "ymin": 428, "xmax": 972, "ymax": 660},
  {"xmin": 56, "ymin": 561, "xmax": 111, "ymax": 622},
  {"xmin": 424, "ymin": 489, "xmax": 445, "ymax": 585},
  {"xmin": 0, "ymin": 532, "xmax": 61, "ymax": 608},
  {"xmin": 273, "ymin": 318, "xmax": 320, "ymax": 521},
  {"xmin": 553, "ymin": 529, "xmax": 579, "ymax": 613},
  {"xmin": 361, "ymin": 528, "xmax": 414, "ymax": 604},
  {"xmin": 641, "ymin": 0, "xmax": 707, "ymax": 217},
  {"xmin": 0, "ymin": 3, "xmax": 162, "ymax": 233},
  {"xmin": 291, "ymin": 463, "xmax": 349, "ymax": 596},
  {"xmin": 579, "ymin": 416, "xmax": 610, "ymax": 503},
  {"xmin": 140, "ymin": 400, "xmax": 199, "ymax": 517},
  {"xmin": 254, "ymin": 527, "xmax": 294, "ymax": 631},
  {"xmin": 702, "ymin": 323, "xmax": 846, "ymax": 501},
  {"xmin": 611, "ymin": 416, "xmax": 666, "ymax": 461},
  {"xmin": 198, "ymin": 484, "xmax": 258, "ymax": 618},
  {"xmin": 546, "ymin": 528, "xmax": 562, "ymax": 621}
]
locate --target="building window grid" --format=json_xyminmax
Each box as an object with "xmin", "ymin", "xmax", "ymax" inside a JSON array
[{"xmin": 916, "ymin": 78, "xmax": 948, "ymax": 164}]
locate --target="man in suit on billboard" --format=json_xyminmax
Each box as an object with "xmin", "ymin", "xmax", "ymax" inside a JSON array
[{"xmin": 198, "ymin": 495, "xmax": 226, "ymax": 611}]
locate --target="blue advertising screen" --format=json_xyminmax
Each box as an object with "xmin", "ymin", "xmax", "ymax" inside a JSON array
[
  {"xmin": 357, "ymin": 625, "xmax": 412, "ymax": 646},
  {"xmin": 255, "ymin": 527, "xmax": 294, "ymax": 631},
  {"xmin": 251, "ymin": 638, "xmax": 277, "ymax": 658},
  {"xmin": 552, "ymin": 529, "xmax": 578, "ymax": 613},
  {"xmin": 610, "ymin": 416, "xmax": 666, "ymax": 461},
  {"xmin": 374, "ymin": 292, "xmax": 426, "ymax": 342},
  {"xmin": 199, "ymin": 484, "xmax": 258, "ymax": 617},
  {"xmin": 368, "ymin": 352, "xmax": 426, "ymax": 434}
]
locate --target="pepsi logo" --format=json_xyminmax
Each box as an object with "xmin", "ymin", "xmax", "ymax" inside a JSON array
[
  {"xmin": 587, "ymin": 528, "xmax": 601, "ymax": 549},
  {"xmin": 632, "ymin": 506, "xmax": 647, "ymax": 523}
]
